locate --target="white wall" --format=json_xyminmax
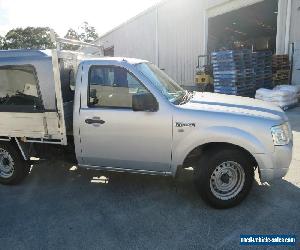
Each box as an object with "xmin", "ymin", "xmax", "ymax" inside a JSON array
[
  {"xmin": 157, "ymin": 0, "xmax": 204, "ymax": 85},
  {"xmin": 98, "ymin": 10, "xmax": 157, "ymax": 64},
  {"xmin": 289, "ymin": 0, "xmax": 300, "ymax": 84},
  {"xmin": 290, "ymin": 0, "xmax": 300, "ymax": 43},
  {"xmin": 97, "ymin": 0, "xmax": 205, "ymax": 85}
]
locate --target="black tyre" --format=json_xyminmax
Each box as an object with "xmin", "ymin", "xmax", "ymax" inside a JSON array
[
  {"xmin": 0, "ymin": 142, "xmax": 30, "ymax": 185},
  {"xmin": 194, "ymin": 148, "xmax": 254, "ymax": 209}
]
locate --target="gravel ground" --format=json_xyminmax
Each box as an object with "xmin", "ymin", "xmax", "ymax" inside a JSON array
[{"xmin": 0, "ymin": 107, "xmax": 299, "ymax": 250}]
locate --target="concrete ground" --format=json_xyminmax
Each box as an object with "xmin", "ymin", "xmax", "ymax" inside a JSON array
[{"xmin": 0, "ymin": 107, "xmax": 300, "ymax": 250}]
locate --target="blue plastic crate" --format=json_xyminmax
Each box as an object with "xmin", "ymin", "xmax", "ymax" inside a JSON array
[
  {"xmin": 214, "ymin": 81, "xmax": 253, "ymax": 87},
  {"xmin": 214, "ymin": 85, "xmax": 254, "ymax": 92},
  {"xmin": 213, "ymin": 75, "xmax": 254, "ymax": 81},
  {"xmin": 214, "ymin": 88, "xmax": 255, "ymax": 96},
  {"xmin": 214, "ymin": 68, "xmax": 253, "ymax": 74},
  {"xmin": 212, "ymin": 57, "xmax": 253, "ymax": 64},
  {"xmin": 211, "ymin": 50, "xmax": 252, "ymax": 62},
  {"xmin": 214, "ymin": 78, "xmax": 254, "ymax": 85}
]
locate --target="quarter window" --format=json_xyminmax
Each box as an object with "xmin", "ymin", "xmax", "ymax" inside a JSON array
[
  {"xmin": 88, "ymin": 66, "xmax": 149, "ymax": 108},
  {"xmin": 0, "ymin": 65, "xmax": 43, "ymax": 112}
]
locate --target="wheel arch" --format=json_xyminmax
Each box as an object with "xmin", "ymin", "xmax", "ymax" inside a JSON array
[
  {"xmin": 171, "ymin": 126, "xmax": 268, "ymax": 176},
  {"xmin": 0, "ymin": 138, "xmax": 31, "ymax": 185},
  {"xmin": 0, "ymin": 138, "xmax": 29, "ymax": 161},
  {"xmin": 183, "ymin": 142, "xmax": 257, "ymax": 167},
  {"xmin": 173, "ymin": 142, "xmax": 258, "ymax": 177}
]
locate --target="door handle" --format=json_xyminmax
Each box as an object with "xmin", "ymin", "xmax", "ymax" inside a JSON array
[{"xmin": 85, "ymin": 118, "xmax": 105, "ymax": 125}]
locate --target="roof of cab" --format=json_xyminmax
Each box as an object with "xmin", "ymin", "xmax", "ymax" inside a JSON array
[
  {"xmin": 0, "ymin": 49, "xmax": 149, "ymax": 65},
  {"xmin": 0, "ymin": 49, "xmax": 52, "ymax": 59},
  {"xmin": 82, "ymin": 57, "xmax": 148, "ymax": 65}
]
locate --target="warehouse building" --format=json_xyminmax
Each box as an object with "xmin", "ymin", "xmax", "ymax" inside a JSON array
[{"xmin": 91, "ymin": 0, "xmax": 300, "ymax": 86}]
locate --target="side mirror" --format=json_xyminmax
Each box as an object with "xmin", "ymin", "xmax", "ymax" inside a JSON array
[
  {"xmin": 70, "ymin": 84, "xmax": 75, "ymax": 91},
  {"xmin": 89, "ymin": 89, "xmax": 99, "ymax": 106},
  {"xmin": 69, "ymin": 69, "xmax": 76, "ymax": 91},
  {"xmin": 132, "ymin": 93, "xmax": 158, "ymax": 112}
]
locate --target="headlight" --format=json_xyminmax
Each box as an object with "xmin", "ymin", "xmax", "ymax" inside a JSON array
[{"xmin": 271, "ymin": 122, "xmax": 291, "ymax": 146}]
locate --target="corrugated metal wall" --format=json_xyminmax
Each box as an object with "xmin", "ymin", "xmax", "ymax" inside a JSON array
[
  {"xmin": 98, "ymin": 10, "xmax": 157, "ymax": 64},
  {"xmin": 290, "ymin": 0, "xmax": 300, "ymax": 43},
  {"xmin": 292, "ymin": 42, "xmax": 300, "ymax": 84},
  {"xmin": 157, "ymin": 0, "xmax": 204, "ymax": 85},
  {"xmin": 290, "ymin": 0, "xmax": 300, "ymax": 84},
  {"xmin": 97, "ymin": 0, "xmax": 205, "ymax": 85}
]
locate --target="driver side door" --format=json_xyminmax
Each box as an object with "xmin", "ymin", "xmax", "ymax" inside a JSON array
[{"xmin": 78, "ymin": 64, "xmax": 172, "ymax": 173}]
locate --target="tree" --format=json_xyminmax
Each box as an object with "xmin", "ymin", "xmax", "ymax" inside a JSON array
[
  {"xmin": 0, "ymin": 22, "xmax": 98, "ymax": 51},
  {"xmin": 62, "ymin": 22, "xmax": 99, "ymax": 51},
  {"xmin": 62, "ymin": 28, "xmax": 80, "ymax": 50},
  {"xmin": 4, "ymin": 27, "xmax": 54, "ymax": 49},
  {"xmin": 78, "ymin": 22, "xmax": 99, "ymax": 43},
  {"xmin": 0, "ymin": 35, "xmax": 4, "ymax": 49},
  {"xmin": 65, "ymin": 28, "xmax": 80, "ymax": 40}
]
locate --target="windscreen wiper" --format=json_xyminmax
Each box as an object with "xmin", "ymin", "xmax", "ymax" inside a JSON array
[{"xmin": 179, "ymin": 91, "xmax": 194, "ymax": 105}]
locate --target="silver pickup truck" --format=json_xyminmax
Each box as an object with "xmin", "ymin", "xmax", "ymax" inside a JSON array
[{"xmin": 0, "ymin": 48, "xmax": 293, "ymax": 208}]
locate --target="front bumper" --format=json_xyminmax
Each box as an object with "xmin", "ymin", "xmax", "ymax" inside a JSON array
[{"xmin": 254, "ymin": 141, "xmax": 293, "ymax": 183}]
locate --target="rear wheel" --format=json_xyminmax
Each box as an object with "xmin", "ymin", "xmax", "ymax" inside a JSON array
[
  {"xmin": 0, "ymin": 142, "xmax": 30, "ymax": 185},
  {"xmin": 194, "ymin": 148, "xmax": 254, "ymax": 208}
]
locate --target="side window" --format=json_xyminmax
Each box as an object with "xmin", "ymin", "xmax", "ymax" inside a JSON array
[
  {"xmin": 103, "ymin": 46, "xmax": 114, "ymax": 57},
  {"xmin": 88, "ymin": 66, "xmax": 149, "ymax": 108},
  {"xmin": 0, "ymin": 65, "xmax": 43, "ymax": 112}
]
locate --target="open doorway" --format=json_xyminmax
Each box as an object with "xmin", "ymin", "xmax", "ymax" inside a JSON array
[{"xmin": 207, "ymin": 0, "xmax": 278, "ymax": 53}]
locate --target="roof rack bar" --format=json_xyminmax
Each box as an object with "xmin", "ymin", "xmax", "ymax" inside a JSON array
[
  {"xmin": 50, "ymin": 29, "xmax": 103, "ymax": 50},
  {"xmin": 56, "ymin": 37, "xmax": 103, "ymax": 48}
]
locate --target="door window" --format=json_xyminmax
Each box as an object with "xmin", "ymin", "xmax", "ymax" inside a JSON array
[
  {"xmin": 88, "ymin": 66, "xmax": 149, "ymax": 108},
  {"xmin": 0, "ymin": 65, "xmax": 43, "ymax": 112}
]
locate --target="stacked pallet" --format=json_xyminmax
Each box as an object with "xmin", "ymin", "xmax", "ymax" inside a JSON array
[
  {"xmin": 252, "ymin": 51, "xmax": 273, "ymax": 89},
  {"xmin": 211, "ymin": 50, "xmax": 255, "ymax": 96},
  {"xmin": 272, "ymin": 55, "xmax": 290, "ymax": 85}
]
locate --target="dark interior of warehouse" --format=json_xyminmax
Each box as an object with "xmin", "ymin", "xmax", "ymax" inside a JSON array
[{"xmin": 207, "ymin": 0, "xmax": 278, "ymax": 53}]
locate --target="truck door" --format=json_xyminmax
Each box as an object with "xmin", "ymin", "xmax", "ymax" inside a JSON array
[{"xmin": 77, "ymin": 64, "xmax": 172, "ymax": 173}]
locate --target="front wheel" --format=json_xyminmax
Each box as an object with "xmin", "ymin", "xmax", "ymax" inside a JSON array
[
  {"xmin": 194, "ymin": 149, "xmax": 254, "ymax": 208},
  {"xmin": 0, "ymin": 142, "xmax": 30, "ymax": 185}
]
